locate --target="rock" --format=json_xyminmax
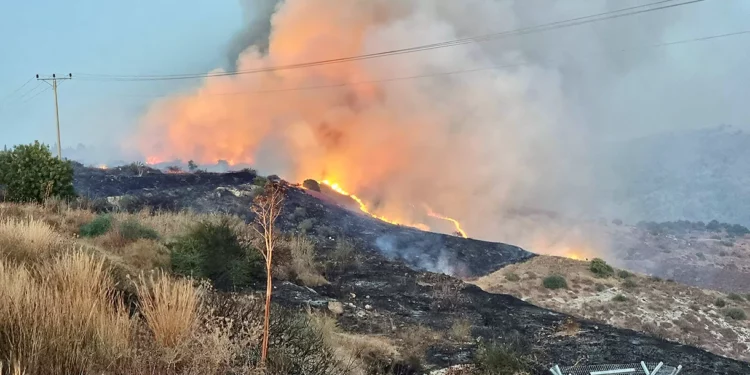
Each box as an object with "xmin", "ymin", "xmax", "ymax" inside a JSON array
[
  {"xmin": 365, "ymin": 304, "xmax": 372, "ymax": 310},
  {"xmin": 356, "ymin": 310, "xmax": 366, "ymax": 318},
  {"xmin": 328, "ymin": 301, "xmax": 344, "ymax": 315}
]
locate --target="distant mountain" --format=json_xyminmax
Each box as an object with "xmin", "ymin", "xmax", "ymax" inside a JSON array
[{"xmin": 603, "ymin": 125, "xmax": 750, "ymax": 226}]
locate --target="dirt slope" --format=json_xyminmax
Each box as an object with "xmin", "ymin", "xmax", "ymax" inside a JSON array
[{"xmin": 473, "ymin": 255, "xmax": 750, "ymax": 362}]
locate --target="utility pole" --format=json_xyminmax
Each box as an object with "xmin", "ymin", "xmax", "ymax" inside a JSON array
[{"xmin": 36, "ymin": 73, "xmax": 72, "ymax": 159}]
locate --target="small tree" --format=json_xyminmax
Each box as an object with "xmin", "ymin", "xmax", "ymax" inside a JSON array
[
  {"xmin": 187, "ymin": 160, "xmax": 198, "ymax": 172},
  {"xmin": 251, "ymin": 181, "xmax": 286, "ymax": 366},
  {"xmin": 0, "ymin": 141, "xmax": 75, "ymax": 203}
]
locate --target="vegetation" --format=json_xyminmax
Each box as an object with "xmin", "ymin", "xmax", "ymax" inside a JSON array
[
  {"xmin": 473, "ymin": 340, "xmax": 532, "ymax": 375},
  {"xmin": 79, "ymin": 214, "xmax": 113, "ymax": 237},
  {"xmin": 170, "ymin": 218, "xmax": 264, "ymax": 290},
  {"xmin": 302, "ymin": 179, "xmax": 321, "ymax": 192},
  {"xmin": 118, "ymin": 219, "xmax": 159, "ymax": 241},
  {"xmin": 727, "ymin": 293, "xmax": 744, "ymax": 302},
  {"xmin": 542, "ymin": 275, "xmax": 568, "ymax": 290},
  {"xmin": 623, "ymin": 279, "xmax": 638, "ymax": 289},
  {"xmin": 187, "ymin": 160, "xmax": 198, "ymax": 172},
  {"xmin": 253, "ymin": 176, "xmax": 268, "ymax": 187},
  {"xmin": 590, "ymin": 258, "xmax": 614, "ymax": 278},
  {"xmin": 714, "ymin": 298, "xmax": 727, "ymax": 308},
  {"xmin": 637, "ymin": 219, "xmax": 750, "ymax": 237},
  {"xmin": 0, "ymin": 141, "xmax": 75, "ymax": 203},
  {"xmin": 617, "ymin": 269, "xmax": 634, "ymax": 278},
  {"xmin": 504, "ymin": 272, "xmax": 521, "ymax": 282},
  {"xmin": 612, "ymin": 294, "xmax": 628, "ymax": 302},
  {"xmin": 724, "ymin": 308, "xmax": 747, "ymax": 321}
]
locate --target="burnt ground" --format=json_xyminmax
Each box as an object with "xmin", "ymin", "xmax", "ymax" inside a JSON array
[{"xmin": 73, "ymin": 167, "xmax": 750, "ymax": 374}]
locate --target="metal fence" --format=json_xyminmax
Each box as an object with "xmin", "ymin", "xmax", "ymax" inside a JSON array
[{"xmin": 549, "ymin": 361, "xmax": 683, "ymax": 375}]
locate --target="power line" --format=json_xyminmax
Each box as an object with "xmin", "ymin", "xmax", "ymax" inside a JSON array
[
  {"xmin": 21, "ymin": 85, "xmax": 51, "ymax": 103},
  {"xmin": 74, "ymin": 0, "xmax": 704, "ymax": 82},
  {"xmin": 80, "ymin": 28, "xmax": 748, "ymax": 99},
  {"xmin": 17, "ymin": 82, "xmax": 45, "ymax": 102},
  {"xmin": 0, "ymin": 77, "xmax": 34, "ymax": 105}
]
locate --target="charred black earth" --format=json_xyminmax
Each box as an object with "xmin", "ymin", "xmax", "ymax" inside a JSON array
[{"xmin": 74, "ymin": 166, "xmax": 750, "ymax": 374}]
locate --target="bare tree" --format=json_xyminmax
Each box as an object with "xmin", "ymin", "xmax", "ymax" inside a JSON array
[{"xmin": 251, "ymin": 181, "xmax": 285, "ymax": 366}]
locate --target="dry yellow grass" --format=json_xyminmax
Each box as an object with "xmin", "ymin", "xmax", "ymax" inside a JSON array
[
  {"xmin": 0, "ymin": 251, "xmax": 133, "ymax": 374},
  {"xmin": 448, "ymin": 319, "xmax": 473, "ymax": 342},
  {"xmin": 0, "ymin": 217, "xmax": 66, "ymax": 263},
  {"xmin": 309, "ymin": 313, "xmax": 399, "ymax": 375},
  {"xmin": 136, "ymin": 272, "xmax": 202, "ymax": 350},
  {"xmin": 285, "ymin": 235, "xmax": 328, "ymax": 287}
]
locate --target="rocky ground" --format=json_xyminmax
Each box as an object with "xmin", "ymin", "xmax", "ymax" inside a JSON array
[
  {"xmin": 473, "ymin": 256, "xmax": 750, "ymax": 362},
  {"xmin": 72, "ymin": 166, "xmax": 750, "ymax": 374}
]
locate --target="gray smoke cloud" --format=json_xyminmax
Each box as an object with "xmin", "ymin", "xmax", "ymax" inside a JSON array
[{"xmin": 115, "ymin": 0, "xmax": 750, "ymax": 262}]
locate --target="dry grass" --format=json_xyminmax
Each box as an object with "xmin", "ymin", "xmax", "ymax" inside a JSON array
[
  {"xmin": 0, "ymin": 251, "xmax": 133, "ymax": 374},
  {"xmin": 448, "ymin": 319, "xmax": 473, "ymax": 342},
  {"xmin": 120, "ymin": 209, "xmax": 244, "ymax": 241},
  {"xmin": 136, "ymin": 272, "xmax": 202, "ymax": 350},
  {"xmin": 309, "ymin": 313, "xmax": 399, "ymax": 375},
  {"xmin": 284, "ymin": 235, "xmax": 328, "ymax": 287},
  {"xmin": 0, "ymin": 217, "xmax": 66, "ymax": 263}
]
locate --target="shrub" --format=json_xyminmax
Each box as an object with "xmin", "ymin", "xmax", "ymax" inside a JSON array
[
  {"xmin": 595, "ymin": 284, "xmax": 607, "ymax": 292},
  {"xmin": 253, "ymin": 176, "xmax": 268, "ymax": 187},
  {"xmin": 543, "ymin": 275, "xmax": 567, "ymax": 290},
  {"xmin": 302, "ymin": 179, "xmax": 321, "ymax": 192},
  {"xmin": 590, "ymin": 258, "xmax": 614, "ymax": 278},
  {"xmin": 696, "ymin": 252, "xmax": 706, "ymax": 260},
  {"xmin": 448, "ymin": 319, "xmax": 472, "ymax": 341},
  {"xmin": 724, "ymin": 308, "xmax": 747, "ymax": 320},
  {"xmin": 617, "ymin": 269, "xmax": 634, "ymax": 278},
  {"xmin": 720, "ymin": 240, "xmax": 735, "ymax": 247},
  {"xmin": 118, "ymin": 219, "xmax": 159, "ymax": 241},
  {"xmin": 284, "ymin": 235, "xmax": 327, "ymax": 287},
  {"xmin": 727, "ymin": 224, "xmax": 750, "ymax": 237},
  {"xmin": 187, "ymin": 160, "xmax": 198, "ymax": 172},
  {"xmin": 728, "ymin": 293, "xmax": 744, "ymax": 302},
  {"xmin": 0, "ymin": 141, "xmax": 75, "ymax": 203},
  {"xmin": 504, "ymin": 272, "xmax": 521, "ymax": 282},
  {"xmin": 623, "ymin": 279, "xmax": 638, "ymax": 289},
  {"xmin": 612, "ymin": 294, "xmax": 628, "ymax": 302},
  {"xmin": 715, "ymin": 298, "xmax": 727, "ymax": 308},
  {"xmin": 298, "ymin": 218, "xmax": 315, "ymax": 233},
  {"xmin": 79, "ymin": 214, "xmax": 113, "ymax": 237},
  {"xmin": 473, "ymin": 340, "xmax": 532, "ymax": 375},
  {"xmin": 170, "ymin": 219, "xmax": 264, "ymax": 290}
]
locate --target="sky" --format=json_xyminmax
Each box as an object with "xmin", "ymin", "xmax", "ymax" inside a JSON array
[
  {"xmin": 0, "ymin": 0, "xmax": 748, "ymax": 162},
  {"xmin": 0, "ymin": 0, "xmax": 243, "ymax": 150}
]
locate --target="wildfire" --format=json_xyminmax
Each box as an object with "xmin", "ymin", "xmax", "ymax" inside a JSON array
[
  {"xmin": 318, "ymin": 180, "xmax": 468, "ymax": 237},
  {"xmin": 424, "ymin": 205, "xmax": 467, "ymax": 238}
]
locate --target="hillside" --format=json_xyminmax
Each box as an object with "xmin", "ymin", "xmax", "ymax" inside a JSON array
[
  {"xmin": 473, "ymin": 256, "xmax": 750, "ymax": 363},
  {"xmin": 65, "ymin": 166, "xmax": 749, "ymax": 374},
  {"xmin": 603, "ymin": 124, "xmax": 750, "ymax": 226}
]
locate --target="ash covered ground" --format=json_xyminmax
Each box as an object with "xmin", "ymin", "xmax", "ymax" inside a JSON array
[{"xmin": 73, "ymin": 165, "xmax": 750, "ymax": 374}]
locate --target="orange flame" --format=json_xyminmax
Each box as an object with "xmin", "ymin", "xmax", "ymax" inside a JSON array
[
  {"xmin": 424, "ymin": 205, "xmax": 467, "ymax": 238},
  {"xmin": 320, "ymin": 180, "xmax": 430, "ymax": 231}
]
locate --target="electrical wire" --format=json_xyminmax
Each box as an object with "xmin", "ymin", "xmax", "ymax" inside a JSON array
[
  {"xmin": 83, "ymin": 28, "xmax": 749, "ymax": 99},
  {"xmin": 74, "ymin": 0, "xmax": 704, "ymax": 82}
]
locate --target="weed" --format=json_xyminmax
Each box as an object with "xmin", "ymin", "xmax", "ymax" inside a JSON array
[
  {"xmin": 118, "ymin": 219, "xmax": 159, "ymax": 241},
  {"xmin": 613, "ymin": 294, "xmax": 628, "ymax": 302},
  {"xmin": 715, "ymin": 298, "xmax": 727, "ymax": 308},
  {"xmin": 504, "ymin": 272, "xmax": 521, "ymax": 282},
  {"xmin": 727, "ymin": 293, "xmax": 744, "ymax": 302},
  {"xmin": 617, "ymin": 269, "xmax": 633, "ymax": 278},
  {"xmin": 448, "ymin": 319, "xmax": 472, "ymax": 342},
  {"xmin": 623, "ymin": 279, "xmax": 638, "ymax": 289},
  {"xmin": 724, "ymin": 308, "xmax": 747, "ymax": 321}
]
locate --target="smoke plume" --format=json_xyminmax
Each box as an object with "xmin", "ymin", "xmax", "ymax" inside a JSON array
[{"xmin": 125, "ymin": 0, "xmax": 749, "ymax": 258}]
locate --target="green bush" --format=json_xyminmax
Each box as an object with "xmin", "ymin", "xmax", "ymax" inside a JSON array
[
  {"xmin": 617, "ymin": 270, "xmax": 633, "ymax": 279},
  {"xmin": 542, "ymin": 275, "xmax": 567, "ymax": 290},
  {"xmin": 728, "ymin": 293, "xmax": 744, "ymax": 302},
  {"xmin": 590, "ymin": 258, "xmax": 614, "ymax": 278},
  {"xmin": 504, "ymin": 272, "xmax": 521, "ymax": 282},
  {"xmin": 0, "ymin": 141, "xmax": 75, "ymax": 203},
  {"xmin": 170, "ymin": 219, "xmax": 264, "ymax": 290},
  {"xmin": 714, "ymin": 298, "xmax": 727, "ymax": 308},
  {"xmin": 612, "ymin": 294, "xmax": 628, "ymax": 302},
  {"xmin": 118, "ymin": 219, "xmax": 159, "ymax": 241},
  {"xmin": 473, "ymin": 341, "xmax": 531, "ymax": 375},
  {"xmin": 724, "ymin": 308, "xmax": 747, "ymax": 321},
  {"xmin": 79, "ymin": 215, "xmax": 113, "ymax": 237},
  {"xmin": 253, "ymin": 176, "xmax": 268, "ymax": 187}
]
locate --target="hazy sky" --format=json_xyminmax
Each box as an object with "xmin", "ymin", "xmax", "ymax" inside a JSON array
[
  {"xmin": 0, "ymin": 0, "xmax": 243, "ymax": 149},
  {"xmin": 0, "ymin": 0, "xmax": 748, "ymax": 157}
]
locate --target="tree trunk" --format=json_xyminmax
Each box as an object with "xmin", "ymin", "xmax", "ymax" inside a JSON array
[{"xmin": 260, "ymin": 260, "xmax": 273, "ymax": 365}]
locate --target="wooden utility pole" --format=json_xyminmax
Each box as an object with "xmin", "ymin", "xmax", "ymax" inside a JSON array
[{"xmin": 36, "ymin": 73, "xmax": 72, "ymax": 159}]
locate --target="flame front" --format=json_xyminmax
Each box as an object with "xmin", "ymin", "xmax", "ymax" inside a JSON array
[{"xmin": 424, "ymin": 205, "xmax": 467, "ymax": 238}]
